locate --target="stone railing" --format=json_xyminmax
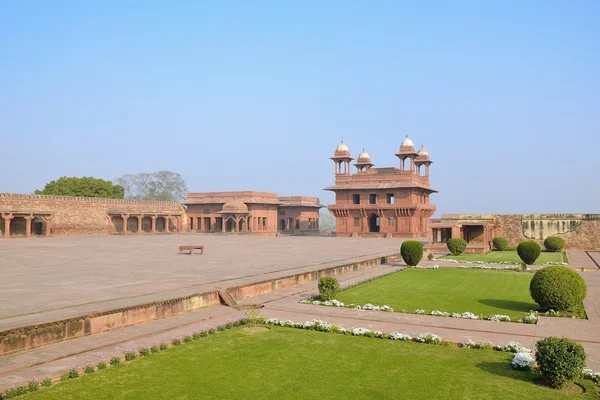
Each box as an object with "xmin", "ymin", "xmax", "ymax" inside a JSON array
[{"xmin": 0, "ymin": 193, "xmax": 182, "ymax": 206}]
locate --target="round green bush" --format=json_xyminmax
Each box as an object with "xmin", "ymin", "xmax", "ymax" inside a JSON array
[
  {"xmin": 529, "ymin": 266, "xmax": 587, "ymax": 310},
  {"xmin": 318, "ymin": 276, "xmax": 340, "ymax": 300},
  {"xmin": 536, "ymin": 337, "xmax": 586, "ymax": 388},
  {"xmin": 492, "ymin": 237, "xmax": 509, "ymax": 251},
  {"xmin": 400, "ymin": 241, "xmax": 423, "ymax": 266},
  {"xmin": 544, "ymin": 236, "xmax": 566, "ymax": 252},
  {"xmin": 446, "ymin": 238, "xmax": 467, "ymax": 255},
  {"xmin": 517, "ymin": 241, "xmax": 541, "ymax": 265}
]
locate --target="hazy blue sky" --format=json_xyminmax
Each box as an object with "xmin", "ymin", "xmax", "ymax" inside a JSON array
[{"xmin": 1, "ymin": 1, "xmax": 598, "ymax": 214}]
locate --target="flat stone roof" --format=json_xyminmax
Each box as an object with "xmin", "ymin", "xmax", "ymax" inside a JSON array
[{"xmin": 0, "ymin": 235, "xmax": 401, "ymax": 328}]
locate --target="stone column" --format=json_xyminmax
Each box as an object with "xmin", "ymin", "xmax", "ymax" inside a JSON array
[
  {"xmin": 107, "ymin": 215, "xmax": 113, "ymax": 234},
  {"xmin": 151, "ymin": 215, "xmax": 157, "ymax": 234},
  {"xmin": 164, "ymin": 216, "xmax": 170, "ymax": 233},
  {"xmin": 121, "ymin": 214, "xmax": 129, "ymax": 235},
  {"xmin": 425, "ymin": 164, "xmax": 430, "ymax": 177},
  {"xmin": 42, "ymin": 215, "xmax": 53, "ymax": 236},
  {"xmin": 25, "ymin": 215, "xmax": 33, "ymax": 237},
  {"xmin": 190, "ymin": 217, "xmax": 195, "ymax": 231},
  {"xmin": 437, "ymin": 228, "xmax": 442, "ymax": 243},
  {"xmin": 3, "ymin": 213, "xmax": 13, "ymax": 238},
  {"xmin": 221, "ymin": 217, "xmax": 225, "ymax": 233},
  {"xmin": 137, "ymin": 216, "xmax": 142, "ymax": 234}
]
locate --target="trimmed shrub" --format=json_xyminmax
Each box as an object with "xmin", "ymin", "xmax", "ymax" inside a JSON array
[
  {"xmin": 400, "ymin": 240, "xmax": 423, "ymax": 266},
  {"xmin": 530, "ymin": 266, "xmax": 587, "ymax": 310},
  {"xmin": 427, "ymin": 253, "xmax": 434, "ymax": 261},
  {"xmin": 492, "ymin": 237, "xmax": 509, "ymax": 251},
  {"xmin": 517, "ymin": 241, "xmax": 541, "ymax": 265},
  {"xmin": 446, "ymin": 238, "xmax": 467, "ymax": 256},
  {"xmin": 536, "ymin": 337, "xmax": 586, "ymax": 388},
  {"xmin": 544, "ymin": 236, "xmax": 566, "ymax": 252},
  {"xmin": 318, "ymin": 276, "xmax": 340, "ymax": 300}
]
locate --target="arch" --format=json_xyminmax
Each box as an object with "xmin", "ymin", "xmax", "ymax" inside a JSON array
[
  {"xmin": 111, "ymin": 216, "xmax": 124, "ymax": 234},
  {"xmin": 142, "ymin": 217, "xmax": 152, "ymax": 233},
  {"xmin": 127, "ymin": 217, "xmax": 138, "ymax": 233},
  {"xmin": 368, "ymin": 214, "xmax": 380, "ymax": 233},
  {"xmin": 280, "ymin": 219, "xmax": 286, "ymax": 231},
  {"xmin": 225, "ymin": 218, "xmax": 235, "ymax": 232},
  {"xmin": 239, "ymin": 218, "xmax": 246, "ymax": 232}
]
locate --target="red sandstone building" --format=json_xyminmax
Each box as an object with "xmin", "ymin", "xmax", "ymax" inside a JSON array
[
  {"xmin": 325, "ymin": 137, "xmax": 436, "ymax": 237},
  {"xmin": 182, "ymin": 191, "xmax": 323, "ymax": 236}
]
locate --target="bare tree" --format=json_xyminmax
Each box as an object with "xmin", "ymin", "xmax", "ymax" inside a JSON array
[{"xmin": 115, "ymin": 171, "xmax": 187, "ymax": 202}]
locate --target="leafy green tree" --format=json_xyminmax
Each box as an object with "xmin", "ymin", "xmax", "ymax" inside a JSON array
[
  {"xmin": 115, "ymin": 171, "xmax": 187, "ymax": 202},
  {"xmin": 35, "ymin": 177, "xmax": 124, "ymax": 198}
]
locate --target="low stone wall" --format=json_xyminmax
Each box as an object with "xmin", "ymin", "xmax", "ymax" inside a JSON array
[
  {"xmin": 495, "ymin": 214, "xmax": 600, "ymax": 250},
  {"xmin": 0, "ymin": 193, "xmax": 186, "ymax": 236}
]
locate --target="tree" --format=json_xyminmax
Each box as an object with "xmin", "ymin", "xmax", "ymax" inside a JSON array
[
  {"xmin": 319, "ymin": 212, "xmax": 335, "ymax": 232},
  {"xmin": 34, "ymin": 177, "xmax": 124, "ymax": 199},
  {"xmin": 115, "ymin": 171, "xmax": 187, "ymax": 202}
]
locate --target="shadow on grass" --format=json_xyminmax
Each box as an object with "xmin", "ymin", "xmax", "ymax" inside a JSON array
[
  {"xmin": 477, "ymin": 361, "xmax": 535, "ymax": 384},
  {"xmin": 478, "ymin": 299, "xmax": 538, "ymax": 313}
]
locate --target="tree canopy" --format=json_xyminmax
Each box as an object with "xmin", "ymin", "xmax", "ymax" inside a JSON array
[
  {"xmin": 34, "ymin": 177, "xmax": 125, "ymax": 199},
  {"xmin": 115, "ymin": 171, "xmax": 187, "ymax": 202}
]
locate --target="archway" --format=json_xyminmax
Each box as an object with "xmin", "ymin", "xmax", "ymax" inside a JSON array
[
  {"xmin": 368, "ymin": 214, "xmax": 380, "ymax": 233},
  {"xmin": 279, "ymin": 219, "xmax": 286, "ymax": 231},
  {"xmin": 225, "ymin": 218, "xmax": 235, "ymax": 232},
  {"xmin": 239, "ymin": 218, "xmax": 246, "ymax": 232}
]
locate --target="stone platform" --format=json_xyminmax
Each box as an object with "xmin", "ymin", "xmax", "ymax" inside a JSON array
[{"xmin": 0, "ymin": 234, "xmax": 401, "ymax": 354}]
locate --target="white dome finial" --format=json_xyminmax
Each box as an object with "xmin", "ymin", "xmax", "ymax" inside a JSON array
[{"xmin": 401, "ymin": 136, "xmax": 414, "ymax": 147}]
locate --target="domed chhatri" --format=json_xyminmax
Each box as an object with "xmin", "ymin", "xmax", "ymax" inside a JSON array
[
  {"xmin": 357, "ymin": 149, "xmax": 371, "ymax": 162},
  {"xmin": 355, "ymin": 148, "xmax": 374, "ymax": 171},
  {"xmin": 335, "ymin": 140, "xmax": 350, "ymax": 153},
  {"xmin": 417, "ymin": 145, "xmax": 429, "ymax": 157},
  {"xmin": 221, "ymin": 200, "xmax": 249, "ymax": 213},
  {"xmin": 401, "ymin": 135, "xmax": 414, "ymax": 148}
]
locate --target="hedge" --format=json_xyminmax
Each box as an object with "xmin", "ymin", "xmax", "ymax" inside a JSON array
[
  {"xmin": 544, "ymin": 236, "xmax": 566, "ymax": 252},
  {"xmin": 492, "ymin": 237, "xmax": 509, "ymax": 251},
  {"xmin": 401, "ymin": 241, "xmax": 423, "ymax": 266},
  {"xmin": 446, "ymin": 238, "xmax": 467, "ymax": 255},
  {"xmin": 517, "ymin": 241, "xmax": 541, "ymax": 265},
  {"xmin": 529, "ymin": 266, "xmax": 587, "ymax": 310}
]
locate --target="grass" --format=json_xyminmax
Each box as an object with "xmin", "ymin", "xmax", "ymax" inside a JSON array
[
  {"xmin": 336, "ymin": 269, "xmax": 538, "ymax": 319},
  {"xmin": 22, "ymin": 326, "xmax": 596, "ymax": 400},
  {"xmin": 440, "ymin": 250, "xmax": 566, "ymax": 265}
]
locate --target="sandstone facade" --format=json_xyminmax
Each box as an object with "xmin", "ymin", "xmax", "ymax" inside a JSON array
[{"xmin": 0, "ymin": 193, "xmax": 186, "ymax": 237}]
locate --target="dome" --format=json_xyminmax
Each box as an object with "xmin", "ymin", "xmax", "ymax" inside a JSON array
[
  {"xmin": 357, "ymin": 148, "xmax": 371, "ymax": 162},
  {"xmin": 335, "ymin": 141, "xmax": 350, "ymax": 153},
  {"xmin": 221, "ymin": 200, "xmax": 248, "ymax": 213},
  {"xmin": 401, "ymin": 135, "xmax": 414, "ymax": 147},
  {"xmin": 417, "ymin": 145, "xmax": 429, "ymax": 156}
]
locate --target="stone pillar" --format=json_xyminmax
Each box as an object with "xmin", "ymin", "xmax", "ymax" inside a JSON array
[
  {"xmin": 107, "ymin": 215, "xmax": 113, "ymax": 234},
  {"xmin": 190, "ymin": 217, "xmax": 195, "ymax": 231},
  {"xmin": 25, "ymin": 215, "xmax": 33, "ymax": 237},
  {"xmin": 221, "ymin": 217, "xmax": 225, "ymax": 233},
  {"xmin": 121, "ymin": 214, "xmax": 129, "ymax": 235},
  {"xmin": 437, "ymin": 228, "xmax": 442, "ymax": 243},
  {"xmin": 425, "ymin": 164, "xmax": 430, "ymax": 177},
  {"xmin": 42, "ymin": 215, "xmax": 53, "ymax": 236},
  {"xmin": 3, "ymin": 213, "xmax": 13, "ymax": 238},
  {"xmin": 137, "ymin": 216, "xmax": 142, "ymax": 234},
  {"xmin": 164, "ymin": 216, "xmax": 170, "ymax": 233},
  {"xmin": 151, "ymin": 215, "xmax": 157, "ymax": 234}
]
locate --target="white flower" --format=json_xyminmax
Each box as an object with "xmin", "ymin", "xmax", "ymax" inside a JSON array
[
  {"xmin": 416, "ymin": 333, "xmax": 442, "ymax": 344},
  {"xmin": 511, "ymin": 352, "xmax": 534, "ymax": 370},
  {"xmin": 351, "ymin": 327, "xmax": 371, "ymax": 336},
  {"xmin": 486, "ymin": 314, "xmax": 511, "ymax": 322},
  {"xmin": 460, "ymin": 339, "xmax": 476, "ymax": 348},
  {"xmin": 451, "ymin": 312, "xmax": 479, "ymax": 320},
  {"xmin": 374, "ymin": 331, "xmax": 384, "ymax": 338},
  {"xmin": 312, "ymin": 300, "xmax": 321, "ymax": 305},
  {"xmin": 266, "ymin": 318, "xmax": 280, "ymax": 325},
  {"xmin": 583, "ymin": 368, "xmax": 600, "ymax": 383},
  {"xmin": 414, "ymin": 309, "xmax": 425, "ymax": 314},
  {"xmin": 431, "ymin": 310, "xmax": 449, "ymax": 317},
  {"xmin": 330, "ymin": 299, "xmax": 345, "ymax": 307},
  {"xmin": 500, "ymin": 341, "xmax": 531, "ymax": 353},
  {"xmin": 524, "ymin": 311, "xmax": 538, "ymax": 324},
  {"xmin": 388, "ymin": 332, "xmax": 412, "ymax": 341}
]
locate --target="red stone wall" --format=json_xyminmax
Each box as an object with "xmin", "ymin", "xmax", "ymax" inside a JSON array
[
  {"xmin": 495, "ymin": 214, "xmax": 600, "ymax": 250},
  {"xmin": 0, "ymin": 194, "xmax": 186, "ymax": 236}
]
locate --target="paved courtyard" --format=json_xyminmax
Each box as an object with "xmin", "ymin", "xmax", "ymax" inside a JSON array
[{"xmin": 0, "ymin": 234, "xmax": 401, "ymax": 328}]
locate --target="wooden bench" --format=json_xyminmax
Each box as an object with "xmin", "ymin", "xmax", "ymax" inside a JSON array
[{"xmin": 179, "ymin": 245, "xmax": 205, "ymax": 255}]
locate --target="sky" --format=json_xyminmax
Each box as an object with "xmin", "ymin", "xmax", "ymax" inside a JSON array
[{"xmin": 1, "ymin": 1, "xmax": 598, "ymax": 215}]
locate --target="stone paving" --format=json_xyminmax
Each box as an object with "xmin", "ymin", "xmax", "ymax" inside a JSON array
[{"xmin": 0, "ymin": 234, "xmax": 400, "ymax": 327}]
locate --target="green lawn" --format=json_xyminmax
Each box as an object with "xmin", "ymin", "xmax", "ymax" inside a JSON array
[
  {"xmin": 336, "ymin": 269, "xmax": 538, "ymax": 319},
  {"xmin": 440, "ymin": 251, "xmax": 566, "ymax": 265},
  {"xmin": 23, "ymin": 326, "xmax": 596, "ymax": 400}
]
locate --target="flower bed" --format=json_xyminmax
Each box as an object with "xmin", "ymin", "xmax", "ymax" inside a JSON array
[{"xmin": 299, "ymin": 298, "xmax": 552, "ymax": 324}]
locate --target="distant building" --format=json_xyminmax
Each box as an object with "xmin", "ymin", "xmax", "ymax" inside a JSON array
[
  {"xmin": 325, "ymin": 137, "xmax": 437, "ymax": 238},
  {"xmin": 182, "ymin": 191, "xmax": 322, "ymax": 236}
]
